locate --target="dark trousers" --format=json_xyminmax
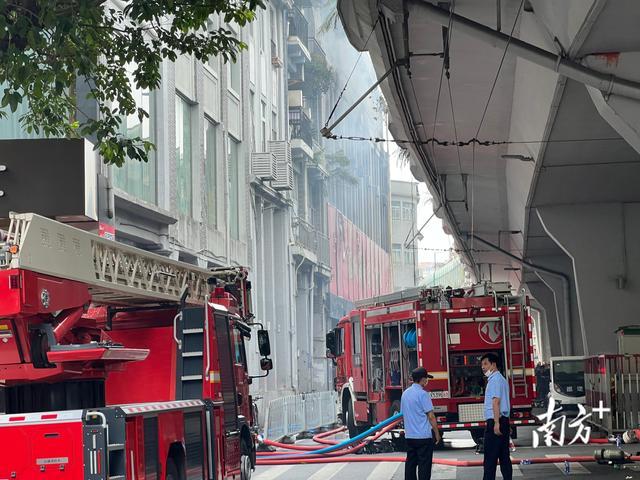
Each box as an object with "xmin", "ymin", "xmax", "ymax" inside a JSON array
[
  {"xmin": 483, "ymin": 417, "xmax": 512, "ymax": 480},
  {"xmin": 405, "ymin": 438, "xmax": 434, "ymax": 480}
]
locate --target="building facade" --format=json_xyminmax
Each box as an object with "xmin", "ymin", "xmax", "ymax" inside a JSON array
[
  {"xmin": 391, "ymin": 180, "xmax": 419, "ymax": 291},
  {"xmin": 0, "ymin": 0, "xmax": 393, "ymax": 403}
]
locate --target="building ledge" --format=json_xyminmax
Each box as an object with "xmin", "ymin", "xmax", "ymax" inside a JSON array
[
  {"xmin": 291, "ymin": 138, "xmax": 314, "ymax": 160},
  {"xmin": 287, "ymin": 36, "xmax": 312, "ymax": 64}
]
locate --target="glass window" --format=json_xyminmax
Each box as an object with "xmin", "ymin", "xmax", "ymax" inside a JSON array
[
  {"xmin": 402, "ymin": 202, "xmax": 413, "ymax": 221},
  {"xmin": 392, "ymin": 200, "xmax": 401, "ymax": 220},
  {"xmin": 261, "ymin": 101, "xmax": 267, "ymax": 152},
  {"xmin": 228, "ymin": 137, "xmax": 240, "ymax": 240},
  {"xmin": 205, "ymin": 119, "xmax": 218, "ymax": 228},
  {"xmin": 113, "ymin": 69, "xmax": 157, "ymax": 204},
  {"xmin": 271, "ymin": 111, "xmax": 277, "ymax": 141},
  {"xmin": 352, "ymin": 318, "xmax": 361, "ymax": 355},
  {"xmin": 392, "ymin": 243, "xmax": 402, "ymax": 263},
  {"xmin": 207, "ymin": 17, "xmax": 220, "ymax": 74},
  {"xmin": 404, "ymin": 248, "xmax": 414, "ymax": 265},
  {"xmin": 175, "ymin": 94, "xmax": 192, "ymax": 216},
  {"xmin": 229, "ymin": 57, "xmax": 241, "ymax": 94}
]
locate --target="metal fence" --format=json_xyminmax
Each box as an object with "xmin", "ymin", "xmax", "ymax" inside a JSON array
[{"xmin": 264, "ymin": 391, "xmax": 338, "ymax": 440}]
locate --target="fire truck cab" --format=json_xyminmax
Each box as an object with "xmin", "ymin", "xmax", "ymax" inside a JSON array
[
  {"xmin": 0, "ymin": 212, "xmax": 272, "ymax": 479},
  {"xmin": 327, "ymin": 283, "xmax": 537, "ymax": 445}
]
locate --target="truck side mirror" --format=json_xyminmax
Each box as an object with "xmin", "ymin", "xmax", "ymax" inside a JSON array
[
  {"xmin": 260, "ymin": 357, "xmax": 273, "ymax": 371},
  {"xmin": 257, "ymin": 329, "xmax": 271, "ymax": 357},
  {"xmin": 326, "ymin": 330, "xmax": 336, "ymax": 358}
]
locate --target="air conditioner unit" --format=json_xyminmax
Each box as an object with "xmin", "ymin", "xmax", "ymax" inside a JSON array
[
  {"xmin": 268, "ymin": 140, "xmax": 294, "ymax": 191},
  {"xmin": 251, "ymin": 152, "xmax": 277, "ymax": 180}
]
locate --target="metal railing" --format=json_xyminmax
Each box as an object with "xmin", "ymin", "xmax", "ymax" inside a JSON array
[
  {"xmin": 264, "ymin": 391, "xmax": 338, "ymax": 440},
  {"xmin": 287, "ymin": 5, "xmax": 308, "ymax": 49},
  {"xmin": 289, "ymin": 106, "xmax": 313, "ymax": 149},
  {"xmin": 294, "ymin": 216, "xmax": 330, "ymax": 266}
]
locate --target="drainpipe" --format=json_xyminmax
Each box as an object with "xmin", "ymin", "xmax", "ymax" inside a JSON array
[
  {"xmin": 408, "ymin": 0, "xmax": 640, "ymax": 101},
  {"xmin": 469, "ymin": 234, "xmax": 573, "ymax": 355}
]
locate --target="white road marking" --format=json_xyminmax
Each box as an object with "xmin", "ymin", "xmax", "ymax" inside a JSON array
[
  {"xmin": 545, "ymin": 454, "xmax": 590, "ymax": 474},
  {"xmin": 307, "ymin": 462, "xmax": 348, "ymax": 480},
  {"xmin": 253, "ymin": 465, "xmax": 295, "ymax": 480},
  {"xmin": 431, "ymin": 464, "xmax": 458, "ymax": 479},
  {"xmin": 367, "ymin": 462, "xmax": 403, "ymax": 479}
]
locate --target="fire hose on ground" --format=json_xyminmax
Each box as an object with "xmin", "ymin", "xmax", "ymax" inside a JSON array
[{"xmin": 256, "ymin": 412, "xmax": 640, "ymax": 467}]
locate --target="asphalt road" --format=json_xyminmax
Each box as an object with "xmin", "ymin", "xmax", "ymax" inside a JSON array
[{"xmin": 254, "ymin": 427, "xmax": 640, "ymax": 479}]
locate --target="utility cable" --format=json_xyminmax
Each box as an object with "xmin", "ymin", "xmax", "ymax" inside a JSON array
[
  {"xmin": 324, "ymin": 15, "xmax": 381, "ymax": 128},
  {"xmin": 470, "ymin": 0, "xmax": 526, "ymax": 251}
]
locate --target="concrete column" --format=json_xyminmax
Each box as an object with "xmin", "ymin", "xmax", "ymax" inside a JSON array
[
  {"xmin": 537, "ymin": 204, "xmax": 640, "ymax": 355},
  {"xmin": 527, "ymin": 280, "xmax": 562, "ymax": 358}
]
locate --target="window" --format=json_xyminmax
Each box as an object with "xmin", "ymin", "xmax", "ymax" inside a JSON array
[
  {"xmin": 229, "ymin": 57, "xmax": 241, "ymax": 94},
  {"xmin": 206, "ymin": 17, "xmax": 220, "ymax": 74},
  {"xmin": 205, "ymin": 119, "xmax": 218, "ymax": 228},
  {"xmin": 402, "ymin": 202, "xmax": 413, "ymax": 221},
  {"xmin": 175, "ymin": 94, "xmax": 192, "ymax": 216},
  {"xmin": 392, "ymin": 243, "xmax": 402, "ymax": 263},
  {"xmin": 404, "ymin": 248, "xmax": 414, "ymax": 265},
  {"xmin": 261, "ymin": 101, "xmax": 267, "ymax": 152},
  {"xmin": 352, "ymin": 318, "xmax": 361, "ymax": 355},
  {"xmin": 392, "ymin": 201, "xmax": 401, "ymax": 220},
  {"xmin": 112, "ymin": 67, "xmax": 157, "ymax": 203},
  {"xmin": 271, "ymin": 111, "xmax": 278, "ymax": 141},
  {"xmin": 228, "ymin": 137, "xmax": 240, "ymax": 240}
]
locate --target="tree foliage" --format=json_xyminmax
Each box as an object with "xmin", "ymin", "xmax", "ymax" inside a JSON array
[
  {"xmin": 0, "ymin": 0, "xmax": 264, "ymax": 166},
  {"xmin": 302, "ymin": 53, "xmax": 334, "ymax": 99}
]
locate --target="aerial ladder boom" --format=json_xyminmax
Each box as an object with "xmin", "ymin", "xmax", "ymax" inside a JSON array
[
  {"xmin": 0, "ymin": 213, "xmax": 251, "ymax": 385},
  {"xmin": 2, "ymin": 212, "xmax": 214, "ymax": 305}
]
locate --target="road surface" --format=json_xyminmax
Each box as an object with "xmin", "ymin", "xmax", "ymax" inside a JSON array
[{"xmin": 254, "ymin": 428, "xmax": 640, "ymax": 479}]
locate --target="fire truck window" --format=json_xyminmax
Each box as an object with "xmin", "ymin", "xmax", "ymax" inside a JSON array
[
  {"xmin": 233, "ymin": 329, "xmax": 246, "ymax": 366},
  {"xmin": 335, "ymin": 328, "xmax": 343, "ymax": 355},
  {"xmin": 352, "ymin": 321, "xmax": 361, "ymax": 355}
]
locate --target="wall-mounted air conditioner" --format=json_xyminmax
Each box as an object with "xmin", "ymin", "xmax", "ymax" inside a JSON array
[
  {"xmin": 268, "ymin": 140, "xmax": 294, "ymax": 191},
  {"xmin": 251, "ymin": 152, "xmax": 277, "ymax": 180}
]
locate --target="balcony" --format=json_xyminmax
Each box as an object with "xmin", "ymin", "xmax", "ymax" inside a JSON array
[
  {"xmin": 293, "ymin": 216, "xmax": 330, "ymax": 269},
  {"xmin": 289, "ymin": 105, "xmax": 314, "ymax": 159},
  {"xmin": 287, "ymin": 6, "xmax": 311, "ymax": 64}
]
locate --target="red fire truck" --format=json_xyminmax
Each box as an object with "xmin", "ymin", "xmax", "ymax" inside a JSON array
[
  {"xmin": 0, "ymin": 212, "xmax": 272, "ymax": 479},
  {"xmin": 326, "ymin": 283, "xmax": 537, "ymax": 445}
]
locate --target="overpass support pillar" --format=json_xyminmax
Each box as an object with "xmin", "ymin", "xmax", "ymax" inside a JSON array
[
  {"xmin": 537, "ymin": 204, "xmax": 640, "ymax": 355},
  {"xmin": 527, "ymin": 283, "xmax": 561, "ymax": 359}
]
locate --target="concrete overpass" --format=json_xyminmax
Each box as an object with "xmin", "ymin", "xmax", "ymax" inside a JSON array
[{"xmin": 335, "ymin": 0, "xmax": 640, "ymax": 358}]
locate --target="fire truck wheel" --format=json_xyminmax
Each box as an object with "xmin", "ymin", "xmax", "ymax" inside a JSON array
[
  {"xmin": 240, "ymin": 438, "xmax": 253, "ymax": 480},
  {"xmin": 165, "ymin": 458, "xmax": 180, "ymax": 480},
  {"xmin": 346, "ymin": 400, "xmax": 358, "ymax": 438}
]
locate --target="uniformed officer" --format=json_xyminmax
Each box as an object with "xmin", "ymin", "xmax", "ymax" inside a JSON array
[
  {"xmin": 401, "ymin": 367, "xmax": 442, "ymax": 480},
  {"xmin": 481, "ymin": 352, "xmax": 512, "ymax": 480}
]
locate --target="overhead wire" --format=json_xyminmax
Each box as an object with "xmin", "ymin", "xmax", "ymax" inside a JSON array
[
  {"xmin": 324, "ymin": 15, "xmax": 381, "ymax": 129},
  {"xmin": 324, "ymin": 135, "xmax": 625, "ymax": 146},
  {"xmin": 470, "ymin": 0, "xmax": 526, "ymax": 252}
]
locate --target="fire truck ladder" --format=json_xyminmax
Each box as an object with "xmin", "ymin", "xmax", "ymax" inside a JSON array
[
  {"xmin": 506, "ymin": 298, "xmax": 528, "ymax": 398},
  {"xmin": 1, "ymin": 212, "xmax": 212, "ymax": 306}
]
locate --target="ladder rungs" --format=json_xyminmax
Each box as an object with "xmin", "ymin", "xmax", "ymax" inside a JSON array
[
  {"xmin": 182, "ymin": 351, "xmax": 204, "ymax": 357},
  {"xmin": 183, "ymin": 328, "xmax": 204, "ymax": 334}
]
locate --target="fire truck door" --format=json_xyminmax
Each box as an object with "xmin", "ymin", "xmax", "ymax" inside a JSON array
[
  {"xmin": 213, "ymin": 313, "xmax": 241, "ymax": 470},
  {"xmin": 350, "ymin": 314, "xmax": 366, "ymax": 393},
  {"xmin": 231, "ymin": 327, "xmax": 252, "ymax": 423}
]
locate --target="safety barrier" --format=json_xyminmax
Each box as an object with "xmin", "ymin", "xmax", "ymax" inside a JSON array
[{"xmin": 264, "ymin": 390, "xmax": 338, "ymax": 440}]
